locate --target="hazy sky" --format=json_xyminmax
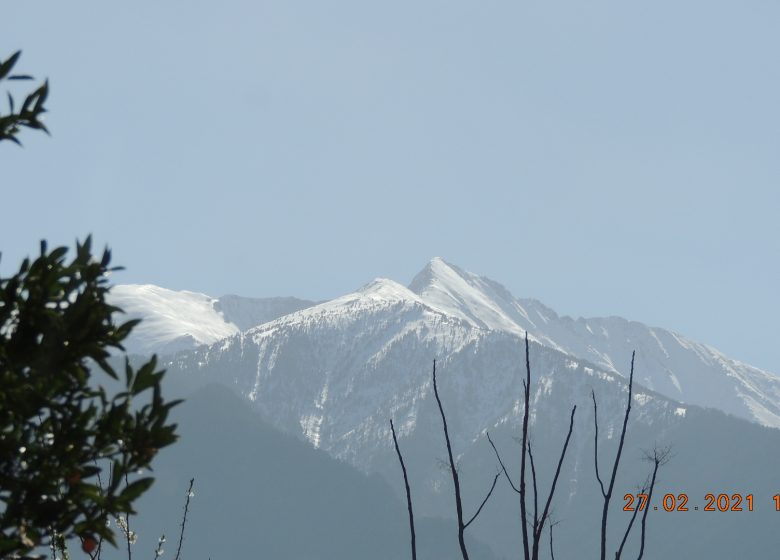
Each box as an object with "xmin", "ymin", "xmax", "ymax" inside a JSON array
[{"xmin": 2, "ymin": 1, "xmax": 778, "ymax": 372}]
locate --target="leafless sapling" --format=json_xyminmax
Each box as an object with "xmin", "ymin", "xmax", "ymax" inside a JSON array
[{"xmin": 486, "ymin": 333, "xmax": 577, "ymax": 560}]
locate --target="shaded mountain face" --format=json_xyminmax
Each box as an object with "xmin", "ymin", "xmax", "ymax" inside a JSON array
[{"xmin": 130, "ymin": 383, "xmax": 498, "ymax": 560}]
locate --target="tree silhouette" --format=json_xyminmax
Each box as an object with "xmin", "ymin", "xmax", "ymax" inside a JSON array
[
  {"xmin": 487, "ymin": 333, "xmax": 576, "ymax": 560},
  {"xmin": 592, "ymin": 352, "xmax": 670, "ymax": 560},
  {"xmin": 0, "ymin": 239, "xmax": 181, "ymax": 557}
]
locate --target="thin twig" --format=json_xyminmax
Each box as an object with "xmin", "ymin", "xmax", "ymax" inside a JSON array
[
  {"xmin": 152, "ymin": 534, "xmax": 166, "ymax": 560},
  {"xmin": 95, "ymin": 460, "xmax": 105, "ymax": 560},
  {"xmin": 637, "ymin": 447, "xmax": 670, "ymax": 560},
  {"xmin": 390, "ymin": 418, "xmax": 417, "ymax": 560},
  {"xmin": 124, "ymin": 472, "xmax": 132, "ymax": 560},
  {"xmin": 549, "ymin": 520, "xmax": 560, "ymax": 560},
  {"xmin": 464, "ymin": 472, "xmax": 501, "ymax": 529},
  {"xmin": 432, "ymin": 359, "xmax": 470, "ymax": 560},
  {"xmin": 592, "ymin": 389, "xmax": 606, "ymax": 498},
  {"xmin": 615, "ymin": 486, "xmax": 645, "ymax": 559},
  {"xmin": 486, "ymin": 432, "xmax": 520, "ymax": 494},
  {"xmin": 598, "ymin": 351, "xmax": 636, "ymax": 560},
  {"xmin": 520, "ymin": 333, "xmax": 531, "ymax": 560},
  {"xmin": 174, "ymin": 478, "xmax": 195, "ymax": 560},
  {"xmin": 532, "ymin": 406, "xmax": 577, "ymax": 559},
  {"xmin": 528, "ymin": 440, "xmax": 539, "ymax": 535}
]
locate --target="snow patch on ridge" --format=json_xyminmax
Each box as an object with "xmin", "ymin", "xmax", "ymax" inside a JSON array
[{"xmin": 109, "ymin": 284, "xmax": 239, "ymax": 355}]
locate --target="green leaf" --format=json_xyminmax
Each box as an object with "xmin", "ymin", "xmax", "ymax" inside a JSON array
[
  {"xmin": 49, "ymin": 246, "xmax": 68, "ymax": 261},
  {"xmin": 0, "ymin": 133, "xmax": 21, "ymax": 146},
  {"xmin": 33, "ymin": 80, "xmax": 49, "ymax": 112},
  {"xmin": 0, "ymin": 51, "xmax": 21, "ymax": 80},
  {"xmin": 120, "ymin": 477, "xmax": 154, "ymax": 502}
]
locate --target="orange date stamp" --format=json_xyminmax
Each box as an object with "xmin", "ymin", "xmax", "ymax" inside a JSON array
[{"xmin": 623, "ymin": 493, "xmax": 780, "ymax": 512}]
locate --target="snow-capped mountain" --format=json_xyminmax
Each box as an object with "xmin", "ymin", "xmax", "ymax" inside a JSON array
[
  {"xmin": 152, "ymin": 258, "xmax": 780, "ymax": 559},
  {"xmin": 166, "ymin": 269, "xmax": 685, "ymax": 472},
  {"xmin": 409, "ymin": 258, "xmax": 780, "ymax": 427},
  {"xmin": 164, "ymin": 257, "xmax": 780, "ymax": 429},
  {"xmin": 108, "ymin": 284, "xmax": 314, "ymax": 355}
]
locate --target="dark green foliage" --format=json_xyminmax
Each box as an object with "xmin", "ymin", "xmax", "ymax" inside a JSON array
[
  {"xmin": 0, "ymin": 238, "xmax": 181, "ymax": 558},
  {"xmin": 0, "ymin": 51, "xmax": 49, "ymax": 146}
]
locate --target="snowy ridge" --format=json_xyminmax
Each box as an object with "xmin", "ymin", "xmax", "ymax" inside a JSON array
[
  {"xmin": 130, "ymin": 257, "xmax": 780, "ymax": 428},
  {"xmin": 109, "ymin": 285, "xmax": 240, "ymax": 355},
  {"xmin": 185, "ymin": 278, "xmax": 487, "ymax": 457},
  {"xmin": 109, "ymin": 285, "xmax": 314, "ymax": 356},
  {"xmin": 409, "ymin": 258, "xmax": 780, "ymax": 427},
  {"xmin": 168, "ymin": 283, "xmax": 682, "ymax": 473}
]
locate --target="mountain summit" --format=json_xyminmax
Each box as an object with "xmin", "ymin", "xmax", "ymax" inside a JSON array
[{"xmin": 409, "ymin": 257, "xmax": 530, "ymax": 334}]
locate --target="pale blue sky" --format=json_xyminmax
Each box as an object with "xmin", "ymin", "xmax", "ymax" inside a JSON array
[{"xmin": 2, "ymin": 1, "xmax": 778, "ymax": 371}]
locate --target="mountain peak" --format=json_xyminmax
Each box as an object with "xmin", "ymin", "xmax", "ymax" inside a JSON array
[
  {"xmin": 408, "ymin": 258, "xmax": 525, "ymax": 334},
  {"xmin": 356, "ymin": 277, "xmax": 421, "ymax": 301},
  {"xmin": 298, "ymin": 278, "xmax": 425, "ymax": 318},
  {"xmin": 408, "ymin": 257, "xmax": 467, "ymax": 294}
]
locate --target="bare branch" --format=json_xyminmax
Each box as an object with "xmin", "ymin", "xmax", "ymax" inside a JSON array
[
  {"xmin": 527, "ymin": 440, "xmax": 539, "ymax": 535},
  {"xmin": 520, "ymin": 332, "xmax": 532, "ymax": 560},
  {"xmin": 549, "ymin": 520, "xmax": 561, "ymax": 560},
  {"xmin": 532, "ymin": 406, "xmax": 577, "ymax": 559},
  {"xmin": 615, "ymin": 485, "xmax": 645, "ymax": 560},
  {"xmin": 391, "ymin": 418, "xmax": 417, "ymax": 560},
  {"xmin": 174, "ymin": 478, "xmax": 195, "ymax": 560},
  {"xmin": 592, "ymin": 389, "xmax": 606, "ymax": 499},
  {"xmin": 152, "ymin": 535, "xmax": 166, "ymax": 560},
  {"xmin": 464, "ymin": 472, "xmax": 501, "ymax": 529},
  {"xmin": 598, "ymin": 351, "xmax": 636, "ymax": 560},
  {"xmin": 637, "ymin": 446, "xmax": 671, "ymax": 560},
  {"xmin": 486, "ymin": 431, "xmax": 520, "ymax": 494},
  {"xmin": 432, "ymin": 359, "xmax": 470, "ymax": 560},
  {"xmin": 607, "ymin": 352, "xmax": 635, "ymax": 496}
]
